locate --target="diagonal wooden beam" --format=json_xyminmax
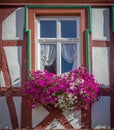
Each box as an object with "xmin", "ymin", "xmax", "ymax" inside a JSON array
[
  {"xmin": 0, "ymin": 45, "xmax": 19, "ymax": 129},
  {"xmin": 0, "ymin": 40, "xmax": 25, "ymax": 88},
  {"xmin": 0, "ymin": 8, "xmax": 17, "ymax": 40},
  {"xmin": 0, "ymin": 40, "xmax": 25, "ymax": 129},
  {"xmin": 6, "ymin": 96, "xmax": 18, "ymax": 129},
  {"xmin": 1, "ymin": 46, "xmax": 12, "ymax": 87},
  {"xmin": 35, "ymin": 108, "xmax": 73, "ymax": 129}
]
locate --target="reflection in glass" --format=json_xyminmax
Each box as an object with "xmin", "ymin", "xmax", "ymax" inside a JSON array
[
  {"xmin": 40, "ymin": 20, "xmax": 56, "ymax": 38},
  {"xmin": 61, "ymin": 20, "xmax": 77, "ymax": 38}
]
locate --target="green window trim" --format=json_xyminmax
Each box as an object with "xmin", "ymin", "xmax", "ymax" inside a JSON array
[
  {"xmin": 24, "ymin": 5, "xmax": 92, "ymax": 74},
  {"xmin": 111, "ymin": 6, "xmax": 114, "ymax": 33},
  {"xmin": 85, "ymin": 29, "xmax": 91, "ymax": 74},
  {"xmin": 24, "ymin": 6, "xmax": 31, "ymax": 77}
]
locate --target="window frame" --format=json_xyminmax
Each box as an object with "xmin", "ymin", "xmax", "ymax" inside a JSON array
[{"xmin": 36, "ymin": 16, "xmax": 81, "ymax": 74}]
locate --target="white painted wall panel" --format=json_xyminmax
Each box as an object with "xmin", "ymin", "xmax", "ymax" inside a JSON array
[
  {"xmin": 13, "ymin": 97, "xmax": 22, "ymax": 129},
  {"xmin": 32, "ymin": 106, "xmax": 49, "ymax": 128},
  {"xmin": 2, "ymin": 7, "xmax": 24, "ymax": 40},
  {"xmin": 63, "ymin": 110, "xmax": 81, "ymax": 129},
  {"xmin": 92, "ymin": 47, "xmax": 110, "ymax": 87},
  {"xmin": 92, "ymin": 8, "xmax": 110, "ymax": 41},
  {"xmin": 0, "ymin": 97, "xmax": 12, "ymax": 129},
  {"xmin": 0, "ymin": 71, "xmax": 5, "ymax": 87},
  {"xmin": 4, "ymin": 46, "xmax": 22, "ymax": 87},
  {"xmin": 92, "ymin": 96, "xmax": 110, "ymax": 129}
]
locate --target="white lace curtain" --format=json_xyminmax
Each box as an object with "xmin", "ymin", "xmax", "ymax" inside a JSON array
[
  {"xmin": 40, "ymin": 44, "xmax": 77, "ymax": 71},
  {"xmin": 61, "ymin": 44, "xmax": 77, "ymax": 70},
  {"xmin": 40, "ymin": 44, "xmax": 56, "ymax": 71}
]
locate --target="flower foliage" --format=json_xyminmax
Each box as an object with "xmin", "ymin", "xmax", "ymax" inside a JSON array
[{"xmin": 23, "ymin": 66, "xmax": 100, "ymax": 111}]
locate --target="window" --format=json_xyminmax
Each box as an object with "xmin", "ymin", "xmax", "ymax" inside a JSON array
[{"xmin": 36, "ymin": 16, "xmax": 81, "ymax": 74}]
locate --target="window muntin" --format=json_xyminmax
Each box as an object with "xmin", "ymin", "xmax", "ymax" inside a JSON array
[{"xmin": 37, "ymin": 16, "xmax": 80, "ymax": 74}]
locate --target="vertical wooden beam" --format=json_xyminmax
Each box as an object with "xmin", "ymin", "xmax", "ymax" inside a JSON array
[
  {"xmin": 81, "ymin": 108, "xmax": 91, "ymax": 129},
  {"xmin": 81, "ymin": 7, "xmax": 91, "ymax": 129},
  {"xmin": 24, "ymin": 6, "xmax": 31, "ymax": 74},
  {"xmin": 111, "ymin": 97, "xmax": 114, "ymax": 128},
  {"xmin": 21, "ymin": 97, "xmax": 32, "ymax": 129},
  {"xmin": 21, "ymin": 34, "xmax": 32, "ymax": 128},
  {"xmin": 110, "ymin": 6, "xmax": 114, "ymax": 128}
]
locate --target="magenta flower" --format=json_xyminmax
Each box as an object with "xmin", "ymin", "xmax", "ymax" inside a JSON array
[{"xmin": 23, "ymin": 66, "xmax": 100, "ymax": 111}]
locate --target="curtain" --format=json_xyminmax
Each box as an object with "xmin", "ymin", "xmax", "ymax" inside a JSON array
[
  {"xmin": 40, "ymin": 44, "xmax": 77, "ymax": 72},
  {"xmin": 61, "ymin": 44, "xmax": 77, "ymax": 70},
  {"xmin": 40, "ymin": 44, "xmax": 56, "ymax": 71}
]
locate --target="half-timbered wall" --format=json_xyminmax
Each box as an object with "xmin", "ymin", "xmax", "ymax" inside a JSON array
[
  {"xmin": 0, "ymin": 7, "xmax": 29, "ymax": 129},
  {"xmin": 91, "ymin": 8, "xmax": 110, "ymax": 129},
  {"xmin": 0, "ymin": 4, "xmax": 114, "ymax": 130}
]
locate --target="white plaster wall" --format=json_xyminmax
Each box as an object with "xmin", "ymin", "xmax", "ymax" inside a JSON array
[
  {"xmin": 0, "ymin": 71, "xmax": 5, "ymax": 87},
  {"xmin": 32, "ymin": 106, "xmax": 49, "ymax": 128},
  {"xmin": 92, "ymin": 47, "xmax": 110, "ymax": 87},
  {"xmin": 92, "ymin": 47, "xmax": 110, "ymax": 128},
  {"xmin": 45, "ymin": 119, "xmax": 65, "ymax": 129},
  {"xmin": 4, "ymin": 46, "xmax": 22, "ymax": 87},
  {"xmin": 63, "ymin": 110, "xmax": 81, "ymax": 129},
  {"xmin": 0, "ymin": 96, "xmax": 12, "ymax": 129},
  {"xmin": 13, "ymin": 97, "xmax": 22, "ymax": 129},
  {"xmin": 92, "ymin": 8, "xmax": 110, "ymax": 41},
  {"xmin": 2, "ymin": 7, "xmax": 24, "ymax": 40},
  {"xmin": 92, "ymin": 96, "xmax": 110, "ymax": 129}
]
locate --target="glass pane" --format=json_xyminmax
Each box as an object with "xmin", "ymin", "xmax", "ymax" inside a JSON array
[
  {"xmin": 40, "ymin": 20, "xmax": 56, "ymax": 38},
  {"xmin": 61, "ymin": 44, "xmax": 77, "ymax": 73},
  {"xmin": 61, "ymin": 20, "xmax": 77, "ymax": 38},
  {"xmin": 40, "ymin": 44, "xmax": 57, "ymax": 73}
]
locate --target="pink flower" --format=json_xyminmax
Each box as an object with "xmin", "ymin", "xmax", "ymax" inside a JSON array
[{"xmin": 23, "ymin": 66, "xmax": 100, "ymax": 111}]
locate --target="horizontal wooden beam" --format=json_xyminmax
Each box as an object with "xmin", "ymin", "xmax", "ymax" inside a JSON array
[
  {"xmin": 0, "ymin": 87, "xmax": 24, "ymax": 96},
  {"xmin": 92, "ymin": 40, "xmax": 111, "ymax": 47},
  {"xmin": 0, "ymin": 0, "xmax": 114, "ymax": 5},
  {"xmin": 99, "ymin": 87, "xmax": 114, "ymax": 97},
  {"xmin": 0, "ymin": 40, "xmax": 24, "ymax": 46}
]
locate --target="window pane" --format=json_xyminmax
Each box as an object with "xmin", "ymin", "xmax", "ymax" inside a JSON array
[
  {"xmin": 40, "ymin": 44, "xmax": 57, "ymax": 73},
  {"xmin": 61, "ymin": 44, "xmax": 77, "ymax": 73},
  {"xmin": 40, "ymin": 20, "xmax": 56, "ymax": 38},
  {"xmin": 61, "ymin": 20, "xmax": 77, "ymax": 38}
]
